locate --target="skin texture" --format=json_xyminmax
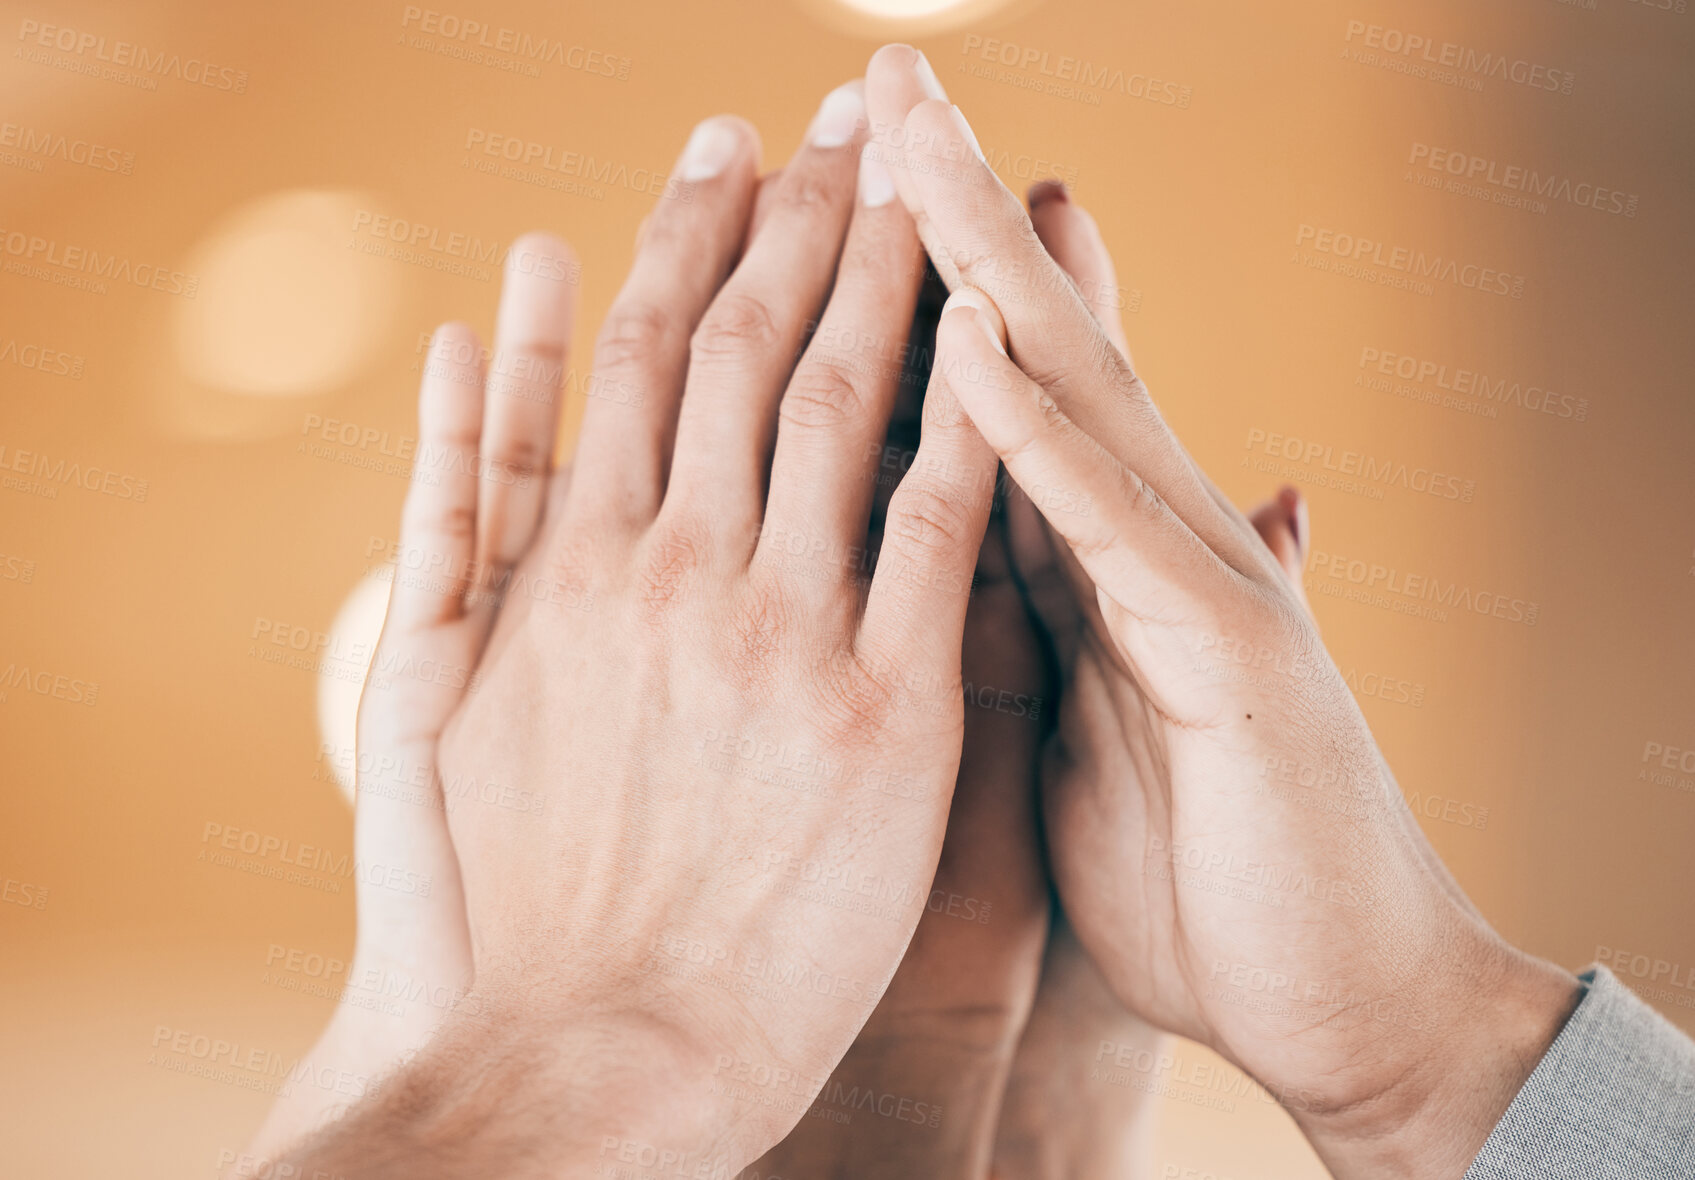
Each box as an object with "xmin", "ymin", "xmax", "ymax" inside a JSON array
[
  {"xmin": 234, "ymin": 51, "xmax": 1583, "ymax": 1180},
  {"xmin": 748, "ymin": 183, "xmax": 1322, "ymax": 1180},
  {"xmin": 865, "ymin": 44, "xmax": 1581, "ymax": 1180},
  {"xmin": 993, "ymin": 183, "xmax": 1318, "ymax": 1180},
  {"xmin": 244, "ymin": 87, "xmax": 1014, "ymax": 1179}
]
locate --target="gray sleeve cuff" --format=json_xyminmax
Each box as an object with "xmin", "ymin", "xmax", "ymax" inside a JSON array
[{"xmin": 1466, "ymin": 965, "xmax": 1695, "ymax": 1179}]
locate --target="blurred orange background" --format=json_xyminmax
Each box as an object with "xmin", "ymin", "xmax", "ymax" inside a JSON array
[{"xmin": 2, "ymin": 1, "xmax": 1693, "ymax": 1176}]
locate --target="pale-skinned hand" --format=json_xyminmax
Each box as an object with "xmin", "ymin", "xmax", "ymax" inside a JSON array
[
  {"xmin": 248, "ymin": 83, "xmax": 1009, "ymax": 1179},
  {"xmin": 866, "ymin": 43, "xmax": 1580, "ymax": 1180}
]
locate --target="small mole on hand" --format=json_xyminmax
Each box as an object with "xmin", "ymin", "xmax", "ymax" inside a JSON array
[{"xmin": 1246, "ymin": 714, "xmax": 1252, "ymax": 719}]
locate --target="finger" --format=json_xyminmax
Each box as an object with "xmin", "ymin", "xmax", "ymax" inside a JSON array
[
  {"xmin": 1024, "ymin": 179, "xmax": 1263, "ymax": 569},
  {"xmin": 889, "ymin": 95, "xmax": 1273, "ymax": 584},
  {"xmin": 1005, "ymin": 483, "xmax": 1087, "ymax": 674},
  {"xmin": 745, "ymin": 170, "xmax": 785, "ymax": 252},
  {"xmin": 859, "ymin": 290, "xmax": 1001, "ymax": 671},
  {"xmin": 566, "ymin": 115, "xmax": 761, "ymax": 530},
  {"xmin": 755, "ymin": 144, "xmax": 926, "ymax": 598},
  {"xmin": 475, "ymin": 233, "xmax": 576, "ymax": 580},
  {"xmin": 664, "ymin": 83, "xmax": 869, "ymax": 544},
  {"xmin": 933, "ymin": 293, "xmax": 1241, "ymax": 629},
  {"xmin": 864, "ymin": 44, "xmax": 951, "ymax": 266},
  {"xmin": 388, "ymin": 322, "xmax": 487, "ymax": 629},
  {"xmin": 354, "ymin": 322, "xmax": 483, "ymax": 944},
  {"xmin": 867, "ymin": 261, "xmax": 946, "ymax": 536},
  {"xmin": 1027, "ymin": 181, "xmax": 1131, "ymax": 358},
  {"xmin": 1249, "ymin": 485, "xmax": 1309, "ymax": 608}
]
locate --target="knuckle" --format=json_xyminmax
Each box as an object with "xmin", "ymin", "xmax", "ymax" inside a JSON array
[
  {"xmin": 692, "ymin": 291, "xmax": 782, "ymax": 362},
  {"xmin": 774, "ymin": 166, "xmax": 842, "ymax": 216},
  {"xmin": 595, "ymin": 302, "xmax": 675, "ymax": 373},
  {"xmin": 779, "ymin": 361, "xmax": 868, "ymax": 433},
  {"xmin": 485, "ymin": 427, "xmax": 549, "ymax": 476},
  {"xmin": 1120, "ymin": 466, "xmax": 1165, "ymax": 520},
  {"xmin": 404, "ymin": 499, "xmax": 476, "ymax": 550},
  {"xmin": 888, "ymin": 481, "xmax": 971, "ymax": 556}
]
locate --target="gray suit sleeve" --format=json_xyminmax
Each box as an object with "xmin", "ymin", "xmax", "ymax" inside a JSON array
[{"xmin": 1465, "ymin": 965, "xmax": 1695, "ymax": 1179}]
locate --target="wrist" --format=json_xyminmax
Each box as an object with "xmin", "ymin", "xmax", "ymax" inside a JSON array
[
  {"xmin": 1288, "ymin": 937, "xmax": 1581, "ymax": 1180},
  {"xmin": 268, "ymin": 991, "xmax": 740, "ymax": 1180}
]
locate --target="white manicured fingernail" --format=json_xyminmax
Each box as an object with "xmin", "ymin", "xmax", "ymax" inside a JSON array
[
  {"xmin": 945, "ymin": 289, "xmax": 1006, "ymax": 355},
  {"xmin": 679, "ymin": 118, "xmax": 740, "ymax": 181},
  {"xmin": 914, "ymin": 51, "xmax": 947, "ymax": 100},
  {"xmin": 810, "ymin": 83, "xmax": 865, "ymax": 148},
  {"xmin": 858, "ymin": 148, "xmax": 896, "ymax": 207},
  {"xmin": 949, "ymin": 104, "xmax": 985, "ymax": 163}
]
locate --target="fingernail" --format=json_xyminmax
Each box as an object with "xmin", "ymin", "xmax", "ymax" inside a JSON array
[
  {"xmin": 858, "ymin": 147, "xmax": 896, "ymax": 207},
  {"xmin": 914, "ymin": 50, "xmax": 947, "ymax": 100},
  {"xmin": 945, "ymin": 289, "xmax": 1006, "ymax": 356},
  {"xmin": 1028, "ymin": 179, "xmax": 1069, "ymax": 209},
  {"xmin": 810, "ymin": 83, "xmax": 865, "ymax": 149},
  {"xmin": 679, "ymin": 117, "xmax": 740, "ymax": 181},
  {"xmin": 949, "ymin": 104, "xmax": 985, "ymax": 163}
]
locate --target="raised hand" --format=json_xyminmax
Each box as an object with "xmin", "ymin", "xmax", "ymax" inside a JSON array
[
  {"xmin": 991, "ymin": 185, "xmax": 1314, "ymax": 1180},
  {"xmin": 866, "ymin": 44, "xmax": 1578, "ymax": 1180},
  {"xmin": 255, "ymin": 81, "xmax": 1012, "ymax": 1179},
  {"xmin": 243, "ymin": 228, "xmax": 578, "ymax": 1158}
]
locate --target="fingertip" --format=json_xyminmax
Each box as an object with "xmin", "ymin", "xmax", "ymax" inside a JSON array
[
  {"xmin": 419, "ymin": 322, "xmax": 485, "ymax": 427},
  {"xmin": 868, "ymin": 43, "xmax": 943, "ymax": 105},
  {"xmin": 941, "ymin": 287, "xmax": 1007, "ymax": 356},
  {"xmin": 430, "ymin": 320, "xmax": 482, "ymax": 354},
  {"xmin": 1027, "ymin": 179, "xmax": 1069, "ymax": 209},
  {"xmin": 1280, "ymin": 485, "xmax": 1308, "ymax": 557},
  {"xmin": 677, "ymin": 114, "xmax": 762, "ymax": 182},
  {"xmin": 903, "ymin": 96, "xmax": 957, "ymax": 141},
  {"xmin": 499, "ymin": 233, "xmax": 579, "ymax": 345}
]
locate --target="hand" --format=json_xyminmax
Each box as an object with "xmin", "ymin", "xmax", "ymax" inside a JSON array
[
  {"xmin": 259, "ymin": 82, "xmax": 1009, "ymax": 1178},
  {"xmin": 748, "ymin": 273, "xmax": 1050, "ymax": 1179},
  {"xmin": 240, "ymin": 228, "xmax": 580, "ymax": 1160},
  {"xmin": 989, "ymin": 186, "xmax": 1313, "ymax": 1180},
  {"xmin": 866, "ymin": 44, "xmax": 1580, "ymax": 1180}
]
